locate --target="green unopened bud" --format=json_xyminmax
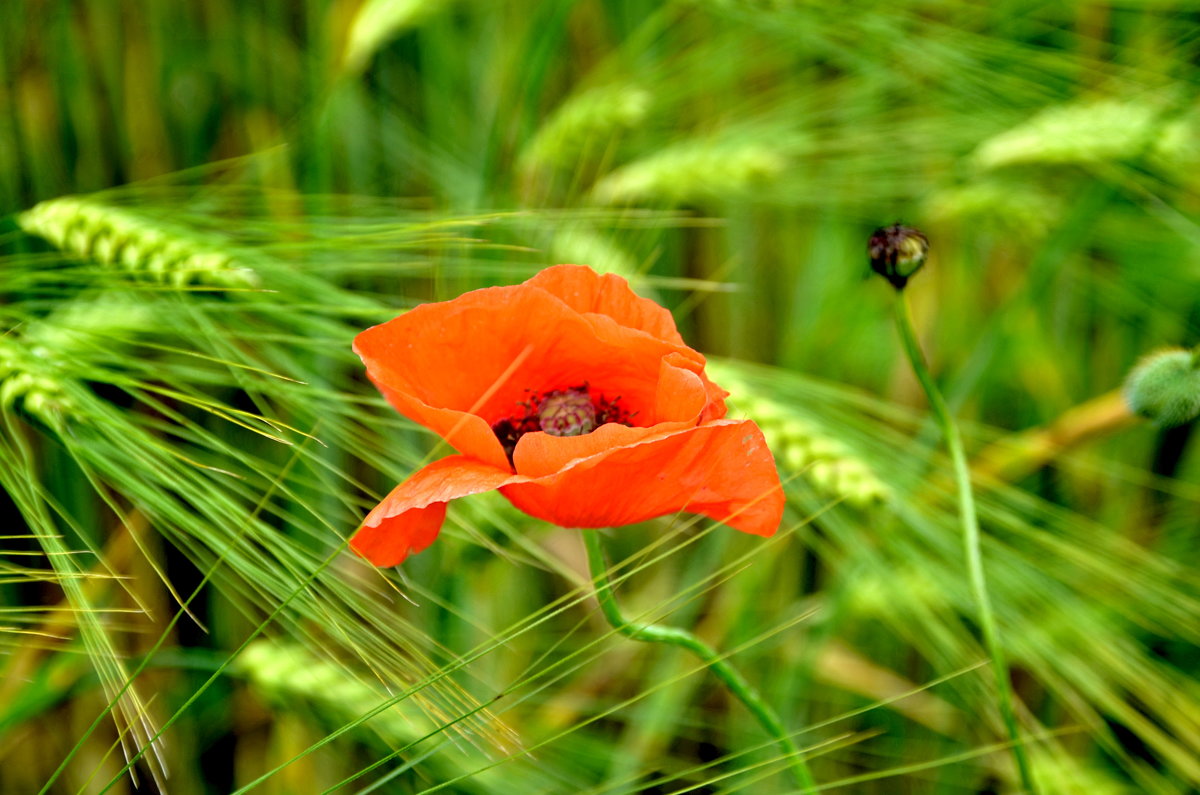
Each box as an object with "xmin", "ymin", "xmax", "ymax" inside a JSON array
[
  {"xmin": 868, "ymin": 224, "xmax": 929, "ymax": 289},
  {"xmin": 1123, "ymin": 348, "xmax": 1200, "ymax": 427}
]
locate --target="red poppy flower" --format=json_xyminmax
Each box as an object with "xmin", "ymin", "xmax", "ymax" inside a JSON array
[{"xmin": 351, "ymin": 265, "xmax": 784, "ymax": 566}]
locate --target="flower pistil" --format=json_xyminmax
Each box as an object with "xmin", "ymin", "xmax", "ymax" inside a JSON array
[{"xmin": 491, "ymin": 384, "xmax": 636, "ymax": 465}]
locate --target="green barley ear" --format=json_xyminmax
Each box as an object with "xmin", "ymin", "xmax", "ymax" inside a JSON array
[
  {"xmin": 547, "ymin": 226, "xmax": 641, "ymax": 281},
  {"xmin": 19, "ymin": 196, "xmax": 260, "ymax": 288},
  {"xmin": 1123, "ymin": 347, "xmax": 1200, "ymax": 427},
  {"xmin": 520, "ymin": 84, "xmax": 652, "ymax": 174},
  {"xmin": 923, "ymin": 178, "xmax": 1062, "ymax": 238},
  {"xmin": 708, "ymin": 361, "xmax": 891, "ymax": 506},
  {"xmin": 591, "ymin": 138, "xmax": 788, "ymax": 205},
  {"xmin": 847, "ymin": 565, "xmax": 949, "ymax": 620},
  {"xmin": 24, "ymin": 291, "xmax": 158, "ymax": 351},
  {"xmin": 971, "ymin": 99, "xmax": 1196, "ymax": 171},
  {"xmin": 1, "ymin": 294, "xmax": 157, "ymax": 428},
  {"xmin": 235, "ymin": 641, "xmax": 525, "ymax": 791},
  {"xmin": 0, "ymin": 337, "xmax": 71, "ymax": 430},
  {"xmin": 768, "ymin": 411, "xmax": 891, "ymax": 507},
  {"xmin": 234, "ymin": 641, "xmax": 435, "ymax": 742}
]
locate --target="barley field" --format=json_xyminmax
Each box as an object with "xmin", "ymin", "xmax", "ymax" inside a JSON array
[{"xmin": 2, "ymin": 2, "xmax": 1199, "ymax": 793}]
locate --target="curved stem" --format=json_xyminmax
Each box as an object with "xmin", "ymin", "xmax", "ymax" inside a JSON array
[
  {"xmin": 893, "ymin": 293, "xmax": 1038, "ymax": 793},
  {"xmin": 583, "ymin": 531, "xmax": 817, "ymax": 792}
]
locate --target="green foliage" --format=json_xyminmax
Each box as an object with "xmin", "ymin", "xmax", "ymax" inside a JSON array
[{"xmin": 3, "ymin": 1, "xmax": 1200, "ymax": 793}]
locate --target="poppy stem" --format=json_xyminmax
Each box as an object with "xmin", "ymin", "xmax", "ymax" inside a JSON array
[
  {"xmin": 583, "ymin": 531, "xmax": 817, "ymax": 792},
  {"xmin": 892, "ymin": 293, "xmax": 1038, "ymax": 794}
]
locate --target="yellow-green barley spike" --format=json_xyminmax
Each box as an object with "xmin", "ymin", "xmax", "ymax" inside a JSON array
[{"xmin": 19, "ymin": 196, "xmax": 260, "ymax": 288}]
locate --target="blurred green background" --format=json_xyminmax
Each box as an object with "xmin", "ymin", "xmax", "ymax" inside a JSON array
[{"xmin": 2, "ymin": 0, "xmax": 1199, "ymax": 793}]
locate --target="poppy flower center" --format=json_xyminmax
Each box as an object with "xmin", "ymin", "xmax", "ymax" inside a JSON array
[
  {"xmin": 491, "ymin": 384, "xmax": 635, "ymax": 466},
  {"xmin": 539, "ymin": 390, "xmax": 596, "ymax": 436}
]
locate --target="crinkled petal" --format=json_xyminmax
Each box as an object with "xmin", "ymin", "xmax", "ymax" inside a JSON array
[
  {"xmin": 511, "ymin": 356, "xmax": 717, "ymax": 478},
  {"xmin": 354, "ymin": 279, "xmax": 702, "ymax": 453},
  {"xmin": 351, "ymin": 456, "xmax": 518, "ymax": 566},
  {"xmin": 356, "ymin": 420, "xmax": 783, "ymax": 566},
  {"xmin": 500, "ymin": 419, "xmax": 783, "ymax": 537},
  {"xmin": 512, "ymin": 423, "xmax": 675, "ymax": 479},
  {"xmin": 366, "ymin": 380, "xmax": 511, "ymax": 470},
  {"xmin": 526, "ymin": 264, "xmax": 686, "ymax": 346},
  {"xmin": 657, "ymin": 352, "xmax": 725, "ymax": 421}
]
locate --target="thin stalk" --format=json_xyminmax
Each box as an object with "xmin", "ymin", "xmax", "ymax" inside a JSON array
[
  {"xmin": 892, "ymin": 293, "xmax": 1038, "ymax": 793},
  {"xmin": 583, "ymin": 531, "xmax": 817, "ymax": 792}
]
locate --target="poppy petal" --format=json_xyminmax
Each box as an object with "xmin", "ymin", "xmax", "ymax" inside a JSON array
[
  {"xmin": 366, "ymin": 380, "xmax": 512, "ymax": 471},
  {"xmin": 526, "ymin": 264, "xmax": 687, "ymax": 346},
  {"xmin": 512, "ymin": 423, "xmax": 675, "ymax": 479},
  {"xmin": 500, "ymin": 419, "xmax": 784, "ymax": 537},
  {"xmin": 355, "ymin": 280, "xmax": 700, "ymax": 437},
  {"xmin": 511, "ymin": 355, "xmax": 719, "ymax": 478},
  {"xmin": 351, "ymin": 456, "xmax": 518, "ymax": 566},
  {"xmin": 655, "ymin": 353, "xmax": 716, "ymax": 422}
]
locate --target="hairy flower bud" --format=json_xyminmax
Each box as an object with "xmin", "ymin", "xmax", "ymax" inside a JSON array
[
  {"xmin": 1123, "ymin": 348, "xmax": 1200, "ymax": 427},
  {"xmin": 868, "ymin": 224, "xmax": 930, "ymax": 289}
]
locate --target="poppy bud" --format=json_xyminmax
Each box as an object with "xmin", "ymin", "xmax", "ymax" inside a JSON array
[
  {"xmin": 1123, "ymin": 348, "xmax": 1200, "ymax": 427},
  {"xmin": 868, "ymin": 224, "xmax": 929, "ymax": 289}
]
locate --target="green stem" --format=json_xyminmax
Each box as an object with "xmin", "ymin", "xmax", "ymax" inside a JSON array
[
  {"xmin": 893, "ymin": 293, "xmax": 1038, "ymax": 793},
  {"xmin": 583, "ymin": 531, "xmax": 817, "ymax": 792}
]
